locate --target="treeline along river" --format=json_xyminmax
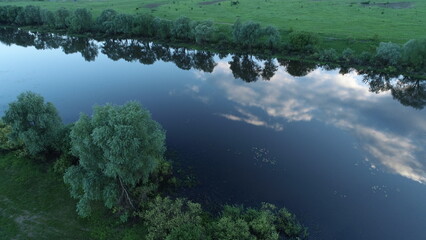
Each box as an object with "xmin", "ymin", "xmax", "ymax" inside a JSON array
[{"xmin": 1, "ymin": 27, "xmax": 426, "ymax": 239}]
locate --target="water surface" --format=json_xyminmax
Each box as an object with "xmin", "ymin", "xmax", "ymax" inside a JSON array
[{"xmin": 1, "ymin": 29, "xmax": 426, "ymax": 240}]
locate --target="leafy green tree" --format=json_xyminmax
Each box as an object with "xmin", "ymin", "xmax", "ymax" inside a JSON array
[
  {"xmin": 341, "ymin": 48, "xmax": 355, "ymax": 64},
  {"xmin": 15, "ymin": 5, "xmax": 42, "ymax": 26},
  {"xmin": 67, "ymin": 8, "xmax": 93, "ymax": 33},
  {"xmin": 153, "ymin": 17, "xmax": 172, "ymax": 40},
  {"xmin": 0, "ymin": 121, "xmax": 16, "ymax": 153},
  {"xmin": 113, "ymin": 14, "xmax": 134, "ymax": 35},
  {"xmin": 376, "ymin": 42, "xmax": 402, "ymax": 66},
  {"xmin": 193, "ymin": 21, "xmax": 214, "ymax": 44},
  {"xmin": 140, "ymin": 196, "xmax": 206, "ymax": 240},
  {"xmin": 402, "ymin": 39, "xmax": 426, "ymax": 72},
  {"xmin": 276, "ymin": 208, "xmax": 309, "ymax": 239},
  {"xmin": 96, "ymin": 9, "xmax": 117, "ymax": 34},
  {"xmin": 172, "ymin": 16, "xmax": 193, "ymax": 41},
  {"xmin": 0, "ymin": 6, "xmax": 23, "ymax": 24},
  {"xmin": 318, "ymin": 48, "xmax": 338, "ymax": 62},
  {"xmin": 2, "ymin": 92, "xmax": 63, "ymax": 158},
  {"xmin": 132, "ymin": 13, "xmax": 155, "ymax": 37},
  {"xmin": 288, "ymin": 31, "xmax": 319, "ymax": 53},
  {"xmin": 213, "ymin": 215, "xmax": 253, "ymax": 240},
  {"xmin": 64, "ymin": 102, "xmax": 166, "ymax": 219},
  {"xmin": 53, "ymin": 8, "xmax": 70, "ymax": 29},
  {"xmin": 232, "ymin": 20, "xmax": 262, "ymax": 48},
  {"xmin": 263, "ymin": 26, "xmax": 280, "ymax": 49},
  {"xmin": 40, "ymin": 9, "xmax": 55, "ymax": 28}
]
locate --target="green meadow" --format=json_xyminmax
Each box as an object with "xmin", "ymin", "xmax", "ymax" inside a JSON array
[
  {"xmin": 0, "ymin": 0, "xmax": 425, "ymax": 44},
  {"xmin": 0, "ymin": 153, "xmax": 146, "ymax": 239}
]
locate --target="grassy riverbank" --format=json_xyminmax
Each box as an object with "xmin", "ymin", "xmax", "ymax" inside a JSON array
[
  {"xmin": 0, "ymin": 152, "xmax": 146, "ymax": 239},
  {"xmin": 1, "ymin": 0, "xmax": 425, "ymax": 52}
]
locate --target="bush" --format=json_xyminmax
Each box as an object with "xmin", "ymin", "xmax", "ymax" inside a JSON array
[
  {"xmin": 318, "ymin": 48, "xmax": 338, "ymax": 62},
  {"xmin": 0, "ymin": 6, "xmax": 23, "ymax": 24},
  {"xmin": 376, "ymin": 42, "xmax": 402, "ymax": 66},
  {"xmin": 67, "ymin": 8, "xmax": 93, "ymax": 33},
  {"xmin": 288, "ymin": 31, "xmax": 319, "ymax": 53},
  {"xmin": 153, "ymin": 17, "xmax": 172, "ymax": 40},
  {"xmin": 172, "ymin": 16, "xmax": 193, "ymax": 41},
  {"xmin": 2, "ymin": 92, "xmax": 63, "ymax": 158},
  {"xmin": 276, "ymin": 208, "xmax": 309, "ymax": 239},
  {"xmin": 402, "ymin": 39, "xmax": 426, "ymax": 72},
  {"xmin": 53, "ymin": 8, "xmax": 70, "ymax": 29},
  {"xmin": 41, "ymin": 9, "xmax": 55, "ymax": 28},
  {"xmin": 341, "ymin": 48, "xmax": 355, "ymax": 64},
  {"xmin": 232, "ymin": 20, "xmax": 262, "ymax": 48},
  {"xmin": 193, "ymin": 20, "xmax": 214, "ymax": 44},
  {"xmin": 14, "ymin": 5, "xmax": 42, "ymax": 26},
  {"xmin": 132, "ymin": 13, "xmax": 155, "ymax": 37},
  {"xmin": 263, "ymin": 26, "xmax": 280, "ymax": 49},
  {"xmin": 96, "ymin": 9, "xmax": 117, "ymax": 34},
  {"xmin": 0, "ymin": 121, "xmax": 17, "ymax": 153},
  {"xmin": 140, "ymin": 196, "xmax": 206, "ymax": 240}
]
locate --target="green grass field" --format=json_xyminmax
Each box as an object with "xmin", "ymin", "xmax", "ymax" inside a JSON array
[
  {"xmin": 0, "ymin": 153, "xmax": 146, "ymax": 239},
  {"xmin": 1, "ymin": 0, "xmax": 425, "ymax": 44}
]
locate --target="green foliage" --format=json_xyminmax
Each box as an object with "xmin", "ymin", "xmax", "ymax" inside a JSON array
[
  {"xmin": 153, "ymin": 17, "xmax": 172, "ymax": 40},
  {"xmin": 402, "ymin": 39, "xmax": 426, "ymax": 72},
  {"xmin": 64, "ymin": 102, "xmax": 166, "ymax": 218},
  {"xmin": 0, "ymin": 121, "xmax": 17, "ymax": 153},
  {"xmin": 276, "ymin": 208, "xmax": 309, "ymax": 240},
  {"xmin": 53, "ymin": 8, "xmax": 70, "ymax": 29},
  {"xmin": 132, "ymin": 13, "xmax": 155, "ymax": 37},
  {"xmin": 96, "ymin": 9, "xmax": 117, "ymax": 34},
  {"xmin": 193, "ymin": 20, "xmax": 214, "ymax": 44},
  {"xmin": 232, "ymin": 20, "xmax": 262, "ymax": 48},
  {"xmin": 2, "ymin": 92, "xmax": 63, "ymax": 158},
  {"xmin": 376, "ymin": 42, "xmax": 402, "ymax": 66},
  {"xmin": 111, "ymin": 14, "xmax": 134, "ymax": 35},
  {"xmin": 40, "ymin": 8, "xmax": 55, "ymax": 28},
  {"xmin": 318, "ymin": 48, "xmax": 338, "ymax": 62},
  {"xmin": 213, "ymin": 215, "xmax": 253, "ymax": 240},
  {"xmin": 244, "ymin": 203, "xmax": 279, "ymax": 240},
  {"xmin": 341, "ymin": 48, "xmax": 355, "ymax": 64},
  {"xmin": 140, "ymin": 196, "xmax": 206, "ymax": 240},
  {"xmin": 0, "ymin": 6, "xmax": 23, "ymax": 24},
  {"xmin": 67, "ymin": 8, "xmax": 93, "ymax": 33},
  {"xmin": 263, "ymin": 26, "xmax": 280, "ymax": 49},
  {"xmin": 172, "ymin": 16, "xmax": 193, "ymax": 41},
  {"xmin": 14, "ymin": 5, "xmax": 41, "ymax": 26},
  {"xmin": 288, "ymin": 31, "xmax": 319, "ymax": 53}
]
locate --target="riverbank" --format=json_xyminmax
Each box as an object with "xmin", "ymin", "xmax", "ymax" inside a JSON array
[
  {"xmin": 1, "ymin": 0, "xmax": 425, "ymax": 51},
  {"xmin": 0, "ymin": 152, "xmax": 146, "ymax": 239}
]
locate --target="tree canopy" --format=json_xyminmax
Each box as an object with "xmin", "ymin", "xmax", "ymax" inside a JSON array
[
  {"xmin": 64, "ymin": 102, "xmax": 166, "ymax": 218},
  {"xmin": 2, "ymin": 92, "xmax": 62, "ymax": 158}
]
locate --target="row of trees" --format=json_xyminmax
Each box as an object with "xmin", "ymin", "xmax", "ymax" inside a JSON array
[
  {"xmin": 0, "ymin": 5, "xmax": 425, "ymax": 76},
  {"xmin": 0, "ymin": 92, "xmax": 309, "ymax": 239},
  {"xmin": 0, "ymin": 5, "xmax": 277, "ymax": 49}
]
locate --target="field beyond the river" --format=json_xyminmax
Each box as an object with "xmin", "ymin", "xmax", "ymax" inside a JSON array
[{"xmin": 0, "ymin": 0, "xmax": 425, "ymax": 44}]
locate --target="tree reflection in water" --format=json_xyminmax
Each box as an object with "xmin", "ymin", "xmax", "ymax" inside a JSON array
[{"xmin": 1, "ymin": 27, "xmax": 424, "ymax": 110}]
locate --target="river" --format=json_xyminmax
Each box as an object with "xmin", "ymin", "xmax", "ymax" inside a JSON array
[{"xmin": 1, "ymin": 28, "xmax": 426, "ymax": 240}]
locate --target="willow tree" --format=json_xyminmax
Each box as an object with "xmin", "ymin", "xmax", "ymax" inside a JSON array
[
  {"xmin": 2, "ymin": 91, "xmax": 62, "ymax": 158},
  {"xmin": 64, "ymin": 102, "xmax": 166, "ymax": 219}
]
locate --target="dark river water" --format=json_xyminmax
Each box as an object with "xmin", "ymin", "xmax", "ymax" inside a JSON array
[{"xmin": 1, "ymin": 28, "xmax": 426, "ymax": 240}]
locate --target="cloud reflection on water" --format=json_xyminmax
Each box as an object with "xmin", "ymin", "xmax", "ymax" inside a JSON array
[{"xmin": 193, "ymin": 61, "xmax": 426, "ymax": 184}]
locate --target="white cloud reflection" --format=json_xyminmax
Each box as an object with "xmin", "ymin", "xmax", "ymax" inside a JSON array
[{"xmin": 192, "ymin": 60, "xmax": 426, "ymax": 184}]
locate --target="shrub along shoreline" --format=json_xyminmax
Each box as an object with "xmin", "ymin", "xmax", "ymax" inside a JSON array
[{"xmin": 0, "ymin": 5, "xmax": 425, "ymax": 78}]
